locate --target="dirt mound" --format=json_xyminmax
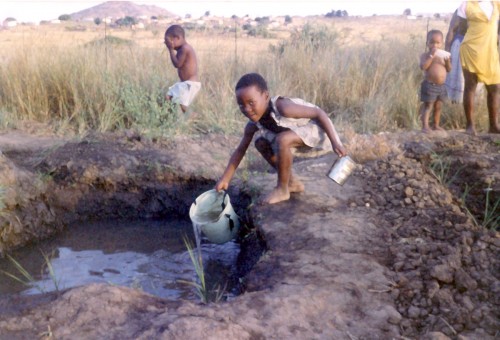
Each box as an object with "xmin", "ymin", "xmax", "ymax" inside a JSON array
[{"xmin": 350, "ymin": 132, "xmax": 499, "ymax": 338}]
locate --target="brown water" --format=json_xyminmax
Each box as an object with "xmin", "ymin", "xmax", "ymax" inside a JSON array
[{"xmin": 0, "ymin": 218, "xmax": 240, "ymax": 301}]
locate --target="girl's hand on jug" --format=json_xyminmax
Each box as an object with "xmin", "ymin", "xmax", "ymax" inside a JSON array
[{"xmin": 215, "ymin": 179, "xmax": 228, "ymax": 192}]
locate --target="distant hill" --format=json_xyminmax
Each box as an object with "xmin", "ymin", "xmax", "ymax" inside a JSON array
[{"xmin": 69, "ymin": 1, "xmax": 177, "ymax": 21}]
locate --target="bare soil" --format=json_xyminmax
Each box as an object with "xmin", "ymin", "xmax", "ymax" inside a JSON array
[{"xmin": 0, "ymin": 128, "xmax": 497, "ymax": 340}]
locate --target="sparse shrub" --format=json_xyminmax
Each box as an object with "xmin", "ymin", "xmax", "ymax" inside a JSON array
[
  {"xmin": 65, "ymin": 25, "xmax": 87, "ymax": 32},
  {"xmin": 84, "ymin": 35, "xmax": 133, "ymax": 47},
  {"xmin": 255, "ymin": 16, "xmax": 270, "ymax": 25},
  {"xmin": 325, "ymin": 9, "xmax": 348, "ymax": 18},
  {"xmin": 115, "ymin": 16, "xmax": 136, "ymax": 27},
  {"xmin": 246, "ymin": 26, "xmax": 269, "ymax": 38},
  {"xmin": 58, "ymin": 14, "xmax": 71, "ymax": 21}
]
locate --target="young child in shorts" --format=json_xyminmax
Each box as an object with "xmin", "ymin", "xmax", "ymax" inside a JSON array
[
  {"xmin": 164, "ymin": 25, "xmax": 200, "ymax": 115},
  {"xmin": 419, "ymin": 29, "xmax": 452, "ymax": 133},
  {"xmin": 215, "ymin": 73, "xmax": 347, "ymax": 204}
]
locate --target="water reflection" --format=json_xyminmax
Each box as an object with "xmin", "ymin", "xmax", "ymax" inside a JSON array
[{"xmin": 0, "ymin": 218, "xmax": 240, "ymax": 301}]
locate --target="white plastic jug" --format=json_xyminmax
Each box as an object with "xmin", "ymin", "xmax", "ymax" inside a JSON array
[{"xmin": 189, "ymin": 190, "xmax": 240, "ymax": 244}]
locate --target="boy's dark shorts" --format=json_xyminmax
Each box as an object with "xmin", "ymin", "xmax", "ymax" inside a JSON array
[{"xmin": 420, "ymin": 80, "xmax": 448, "ymax": 102}]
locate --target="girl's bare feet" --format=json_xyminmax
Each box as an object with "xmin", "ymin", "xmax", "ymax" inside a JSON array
[
  {"xmin": 421, "ymin": 127, "xmax": 432, "ymax": 133},
  {"xmin": 433, "ymin": 126, "xmax": 445, "ymax": 131},
  {"xmin": 264, "ymin": 187, "xmax": 290, "ymax": 204},
  {"xmin": 289, "ymin": 177, "xmax": 305, "ymax": 193}
]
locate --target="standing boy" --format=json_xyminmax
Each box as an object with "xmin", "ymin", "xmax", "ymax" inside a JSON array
[
  {"xmin": 164, "ymin": 25, "xmax": 201, "ymax": 115},
  {"xmin": 419, "ymin": 29, "xmax": 452, "ymax": 133}
]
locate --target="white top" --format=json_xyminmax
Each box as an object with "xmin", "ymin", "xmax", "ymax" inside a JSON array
[{"xmin": 457, "ymin": 1, "xmax": 494, "ymax": 20}]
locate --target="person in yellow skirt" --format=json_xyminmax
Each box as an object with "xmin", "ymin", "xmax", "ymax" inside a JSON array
[{"xmin": 447, "ymin": 1, "xmax": 500, "ymax": 134}]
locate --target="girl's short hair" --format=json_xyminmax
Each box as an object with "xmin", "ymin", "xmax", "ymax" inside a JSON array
[{"xmin": 235, "ymin": 73, "xmax": 268, "ymax": 92}]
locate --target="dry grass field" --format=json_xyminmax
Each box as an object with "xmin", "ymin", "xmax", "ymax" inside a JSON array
[{"xmin": 0, "ymin": 15, "xmax": 491, "ymax": 136}]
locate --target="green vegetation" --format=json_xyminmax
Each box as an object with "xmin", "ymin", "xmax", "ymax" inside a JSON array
[
  {"xmin": 116, "ymin": 16, "xmax": 136, "ymax": 27},
  {"xmin": 178, "ymin": 237, "xmax": 225, "ymax": 304},
  {"xmin": 482, "ymin": 186, "xmax": 500, "ymax": 229},
  {"xmin": 0, "ymin": 186, "xmax": 6, "ymax": 212},
  {"xmin": 1, "ymin": 254, "xmax": 39, "ymax": 290},
  {"xmin": 84, "ymin": 35, "xmax": 134, "ymax": 47},
  {"xmin": 0, "ymin": 24, "xmax": 485, "ymax": 136},
  {"xmin": 1, "ymin": 250, "xmax": 60, "ymax": 293},
  {"xmin": 428, "ymin": 157, "xmax": 499, "ymax": 231},
  {"xmin": 460, "ymin": 184, "xmax": 500, "ymax": 230},
  {"xmin": 325, "ymin": 10, "xmax": 349, "ymax": 18},
  {"xmin": 428, "ymin": 152, "xmax": 462, "ymax": 186},
  {"xmin": 58, "ymin": 14, "xmax": 71, "ymax": 21}
]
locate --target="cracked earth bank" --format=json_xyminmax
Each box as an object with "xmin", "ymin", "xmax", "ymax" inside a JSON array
[{"xmin": 0, "ymin": 128, "xmax": 498, "ymax": 340}]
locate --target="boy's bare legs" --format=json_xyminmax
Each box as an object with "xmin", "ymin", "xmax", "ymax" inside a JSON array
[
  {"xmin": 432, "ymin": 100, "xmax": 445, "ymax": 131},
  {"xmin": 419, "ymin": 101, "xmax": 433, "ymax": 133},
  {"xmin": 180, "ymin": 104, "xmax": 199, "ymax": 120},
  {"xmin": 486, "ymin": 84, "xmax": 500, "ymax": 133},
  {"xmin": 255, "ymin": 137, "xmax": 304, "ymax": 194},
  {"xmin": 164, "ymin": 95, "xmax": 198, "ymax": 120},
  {"xmin": 463, "ymin": 69, "xmax": 478, "ymax": 135}
]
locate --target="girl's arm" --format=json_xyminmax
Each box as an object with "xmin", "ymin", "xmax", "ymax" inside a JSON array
[
  {"xmin": 277, "ymin": 98, "xmax": 347, "ymax": 157},
  {"xmin": 215, "ymin": 122, "xmax": 258, "ymax": 191}
]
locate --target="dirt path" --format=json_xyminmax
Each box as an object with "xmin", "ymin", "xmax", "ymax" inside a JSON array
[{"xmin": 0, "ymin": 130, "xmax": 497, "ymax": 339}]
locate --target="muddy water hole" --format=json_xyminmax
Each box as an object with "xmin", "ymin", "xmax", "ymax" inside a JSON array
[{"xmin": 0, "ymin": 217, "xmax": 243, "ymax": 300}]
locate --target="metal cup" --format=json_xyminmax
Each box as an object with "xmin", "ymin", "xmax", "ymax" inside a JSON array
[{"xmin": 327, "ymin": 155, "xmax": 356, "ymax": 185}]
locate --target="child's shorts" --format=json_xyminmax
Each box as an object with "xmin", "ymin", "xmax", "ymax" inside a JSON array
[
  {"xmin": 167, "ymin": 81, "xmax": 201, "ymax": 107},
  {"xmin": 420, "ymin": 80, "xmax": 448, "ymax": 103}
]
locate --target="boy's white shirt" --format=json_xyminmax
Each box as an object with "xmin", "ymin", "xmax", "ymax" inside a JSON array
[{"xmin": 457, "ymin": 1, "xmax": 494, "ymax": 20}]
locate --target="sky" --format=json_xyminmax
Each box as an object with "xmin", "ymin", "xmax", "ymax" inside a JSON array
[{"xmin": 1, "ymin": 0, "xmax": 463, "ymax": 23}]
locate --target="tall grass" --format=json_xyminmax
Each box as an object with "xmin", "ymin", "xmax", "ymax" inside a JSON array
[
  {"xmin": 0, "ymin": 23, "xmax": 489, "ymax": 135},
  {"xmin": 266, "ymin": 25, "xmax": 425, "ymax": 132},
  {"xmin": 178, "ymin": 236, "xmax": 225, "ymax": 304},
  {"xmin": 0, "ymin": 35, "xmax": 180, "ymax": 135}
]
